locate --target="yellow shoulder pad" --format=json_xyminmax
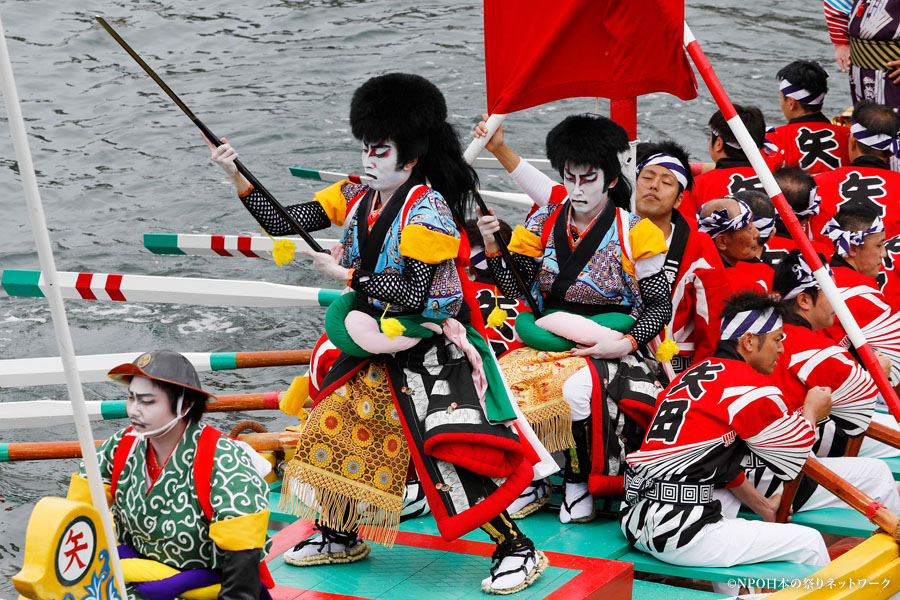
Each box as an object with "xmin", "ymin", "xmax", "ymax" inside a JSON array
[
  {"xmin": 399, "ymin": 223, "xmax": 461, "ymax": 264},
  {"xmin": 314, "ymin": 180, "xmax": 353, "ymax": 226},
  {"xmin": 66, "ymin": 473, "xmax": 112, "ymax": 507},
  {"xmin": 629, "ymin": 218, "xmax": 668, "ymax": 260},
  {"xmin": 508, "ymin": 225, "xmax": 544, "ymax": 258},
  {"xmin": 209, "ymin": 510, "xmax": 270, "ymax": 551}
]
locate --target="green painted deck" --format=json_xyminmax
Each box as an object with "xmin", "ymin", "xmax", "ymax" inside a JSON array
[{"xmin": 632, "ymin": 580, "xmax": 725, "ymax": 599}]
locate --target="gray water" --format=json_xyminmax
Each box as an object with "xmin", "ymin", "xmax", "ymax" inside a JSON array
[{"xmin": 0, "ymin": 0, "xmax": 846, "ymax": 595}]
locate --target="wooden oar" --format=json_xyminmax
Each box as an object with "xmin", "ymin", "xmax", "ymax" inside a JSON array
[
  {"xmin": 0, "ymin": 349, "xmax": 311, "ymax": 388},
  {"xmin": 0, "ymin": 390, "xmax": 291, "ymax": 430},
  {"xmin": 865, "ymin": 419, "xmax": 900, "ymax": 450},
  {"xmin": 144, "ymin": 233, "xmax": 339, "ymax": 258},
  {"xmin": 94, "ymin": 16, "xmax": 327, "ymax": 255},
  {"xmin": 1, "ymin": 269, "xmax": 340, "ymax": 308},
  {"xmin": 0, "ymin": 430, "xmax": 302, "ymax": 462},
  {"xmin": 288, "ymin": 166, "xmax": 533, "ymax": 208}
]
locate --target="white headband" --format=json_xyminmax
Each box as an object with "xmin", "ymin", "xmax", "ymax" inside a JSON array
[
  {"xmin": 779, "ymin": 79, "xmax": 825, "ymax": 106},
  {"xmin": 637, "ymin": 153, "xmax": 689, "ymax": 192}
]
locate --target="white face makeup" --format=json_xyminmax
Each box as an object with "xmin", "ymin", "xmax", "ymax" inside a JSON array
[
  {"xmin": 362, "ymin": 140, "xmax": 411, "ymax": 193},
  {"xmin": 563, "ymin": 163, "xmax": 607, "ymax": 216},
  {"xmin": 126, "ymin": 376, "xmax": 178, "ymax": 433}
]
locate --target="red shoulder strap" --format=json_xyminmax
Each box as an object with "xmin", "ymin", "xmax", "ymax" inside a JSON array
[
  {"xmin": 194, "ymin": 425, "xmax": 223, "ymax": 521},
  {"xmin": 400, "ymin": 185, "xmax": 432, "ymax": 227},
  {"xmin": 540, "ymin": 203, "xmax": 565, "ymax": 249},
  {"xmin": 109, "ymin": 427, "xmax": 136, "ymax": 499}
]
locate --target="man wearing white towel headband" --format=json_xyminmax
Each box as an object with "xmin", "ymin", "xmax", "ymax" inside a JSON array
[
  {"xmin": 809, "ymin": 101, "xmax": 900, "ymax": 246},
  {"xmin": 765, "ymin": 60, "xmax": 850, "ymax": 175},
  {"xmin": 621, "ymin": 292, "xmax": 831, "ymax": 579}
]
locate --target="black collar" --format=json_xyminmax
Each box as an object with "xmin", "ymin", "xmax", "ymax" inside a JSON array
[
  {"xmin": 713, "ymin": 341, "xmax": 745, "ymax": 362},
  {"xmin": 830, "ymin": 253, "xmax": 854, "ymax": 270},
  {"xmin": 715, "ymin": 157, "xmax": 753, "ymax": 170},
  {"xmin": 850, "ymin": 155, "xmax": 890, "ymax": 170},
  {"xmin": 788, "ymin": 112, "xmax": 831, "ymax": 125}
]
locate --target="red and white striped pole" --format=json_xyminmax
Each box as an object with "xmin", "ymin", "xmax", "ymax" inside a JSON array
[{"xmin": 683, "ymin": 21, "xmax": 900, "ymax": 419}]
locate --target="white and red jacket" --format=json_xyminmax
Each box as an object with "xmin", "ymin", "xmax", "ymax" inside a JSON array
[{"xmin": 765, "ymin": 113, "xmax": 849, "ymax": 175}]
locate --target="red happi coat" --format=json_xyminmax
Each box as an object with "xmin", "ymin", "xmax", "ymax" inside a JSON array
[
  {"xmin": 765, "ymin": 113, "xmax": 850, "ymax": 175},
  {"xmin": 810, "ymin": 156, "xmax": 900, "ymax": 246},
  {"xmin": 469, "ymin": 278, "xmax": 526, "ymax": 358},
  {"xmin": 723, "ymin": 259, "xmax": 775, "ymax": 294},
  {"xmin": 879, "ymin": 234, "xmax": 900, "ymax": 312},
  {"xmin": 762, "ymin": 233, "xmax": 834, "ymax": 266},
  {"xmin": 826, "ymin": 258, "xmax": 900, "ymax": 385},
  {"xmin": 775, "ymin": 322, "xmax": 876, "ymax": 443},
  {"xmin": 657, "ymin": 214, "xmax": 731, "ymax": 371},
  {"xmin": 621, "ymin": 349, "xmax": 816, "ymax": 553},
  {"xmin": 678, "ymin": 156, "xmax": 779, "ymax": 220}
]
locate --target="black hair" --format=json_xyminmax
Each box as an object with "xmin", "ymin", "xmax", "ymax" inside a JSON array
[
  {"xmin": 853, "ymin": 100, "xmax": 900, "ymax": 156},
  {"xmin": 776, "ymin": 60, "xmax": 829, "ymax": 113},
  {"xmin": 545, "ymin": 113, "xmax": 632, "ymax": 210},
  {"xmin": 636, "ymin": 139, "xmax": 694, "ymax": 191},
  {"xmin": 835, "ymin": 200, "xmax": 881, "ymax": 232},
  {"xmin": 773, "ymin": 167, "xmax": 815, "ymax": 235},
  {"xmin": 151, "ymin": 379, "xmax": 206, "ymax": 425},
  {"xmin": 464, "ymin": 218, "xmax": 512, "ymax": 248},
  {"xmin": 733, "ymin": 189, "xmax": 774, "ymax": 218},
  {"xmin": 708, "ymin": 105, "xmax": 767, "ymax": 159},
  {"xmin": 773, "ymin": 250, "xmax": 823, "ymax": 323},
  {"xmin": 350, "ymin": 73, "xmax": 477, "ymax": 224}
]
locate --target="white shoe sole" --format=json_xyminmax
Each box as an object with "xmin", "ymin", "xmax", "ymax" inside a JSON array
[
  {"xmin": 481, "ymin": 550, "xmax": 548, "ymax": 595},
  {"xmin": 283, "ymin": 541, "xmax": 371, "ymax": 567}
]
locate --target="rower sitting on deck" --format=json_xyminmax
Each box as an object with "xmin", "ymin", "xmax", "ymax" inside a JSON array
[
  {"xmin": 697, "ymin": 195, "xmax": 773, "ymax": 293},
  {"xmin": 66, "ymin": 350, "xmax": 273, "ymax": 600},
  {"xmin": 823, "ymin": 201, "xmax": 900, "ymax": 389},
  {"xmin": 773, "ymin": 250, "xmax": 900, "ymax": 463},
  {"xmin": 677, "ymin": 105, "xmax": 770, "ymax": 219},
  {"xmin": 208, "ymin": 72, "xmax": 550, "ymax": 595},
  {"xmin": 764, "ymin": 59, "xmax": 850, "ymax": 174},
  {"xmin": 477, "ymin": 114, "xmax": 671, "ymax": 522},
  {"xmin": 734, "ymin": 189, "xmax": 777, "ymax": 262},
  {"xmin": 763, "ymin": 167, "xmax": 833, "ymax": 264},
  {"xmin": 622, "ymin": 292, "xmax": 831, "ymax": 575}
]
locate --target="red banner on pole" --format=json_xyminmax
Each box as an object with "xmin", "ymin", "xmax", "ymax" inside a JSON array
[{"xmin": 484, "ymin": 0, "xmax": 697, "ymax": 114}]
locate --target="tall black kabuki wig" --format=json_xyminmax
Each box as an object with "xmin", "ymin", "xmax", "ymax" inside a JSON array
[
  {"xmin": 349, "ymin": 73, "xmax": 478, "ymax": 224},
  {"xmin": 545, "ymin": 114, "xmax": 632, "ymax": 210}
]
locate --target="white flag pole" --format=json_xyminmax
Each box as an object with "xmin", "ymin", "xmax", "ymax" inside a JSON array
[
  {"xmin": 0, "ymin": 10, "xmax": 127, "ymax": 596},
  {"xmin": 463, "ymin": 112, "xmax": 507, "ymax": 164}
]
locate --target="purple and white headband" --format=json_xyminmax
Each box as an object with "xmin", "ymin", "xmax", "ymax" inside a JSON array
[
  {"xmin": 821, "ymin": 215, "xmax": 885, "ymax": 256},
  {"xmin": 637, "ymin": 153, "xmax": 689, "ymax": 192},
  {"xmin": 795, "ymin": 187, "xmax": 822, "ymax": 219},
  {"xmin": 470, "ymin": 245, "xmax": 488, "ymax": 270},
  {"xmin": 711, "ymin": 128, "xmax": 742, "ymax": 151},
  {"xmin": 753, "ymin": 215, "xmax": 777, "ymax": 239},
  {"xmin": 779, "ymin": 79, "xmax": 825, "ymax": 106},
  {"xmin": 721, "ymin": 307, "xmax": 783, "ymax": 340},
  {"xmin": 782, "ymin": 254, "xmax": 832, "ymax": 300},
  {"xmin": 851, "ymin": 121, "xmax": 900, "ymax": 156},
  {"xmin": 697, "ymin": 198, "xmax": 753, "ymax": 238}
]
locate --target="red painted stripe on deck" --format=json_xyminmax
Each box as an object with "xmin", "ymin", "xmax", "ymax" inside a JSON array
[
  {"xmin": 211, "ymin": 234, "xmax": 233, "ymax": 257},
  {"xmin": 105, "ymin": 274, "xmax": 126, "ymax": 301},
  {"xmin": 238, "ymin": 235, "xmax": 260, "ymax": 258},
  {"xmin": 75, "ymin": 272, "xmax": 97, "ymax": 300}
]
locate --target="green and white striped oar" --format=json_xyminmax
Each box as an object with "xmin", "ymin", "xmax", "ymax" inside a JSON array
[
  {"xmin": 144, "ymin": 233, "xmax": 339, "ymax": 257},
  {"xmin": 288, "ymin": 166, "xmax": 534, "ymax": 208},
  {"xmin": 1, "ymin": 269, "xmax": 340, "ymax": 308},
  {"xmin": 0, "ymin": 349, "xmax": 312, "ymax": 388}
]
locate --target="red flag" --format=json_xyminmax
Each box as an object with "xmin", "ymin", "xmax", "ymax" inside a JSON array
[{"xmin": 485, "ymin": 0, "xmax": 697, "ymax": 114}]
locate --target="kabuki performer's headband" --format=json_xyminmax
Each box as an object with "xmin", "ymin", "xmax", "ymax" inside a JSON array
[
  {"xmin": 782, "ymin": 254, "xmax": 832, "ymax": 300},
  {"xmin": 850, "ymin": 121, "xmax": 900, "ymax": 156},
  {"xmin": 637, "ymin": 153, "xmax": 689, "ymax": 193},
  {"xmin": 721, "ymin": 307, "xmax": 783, "ymax": 340},
  {"xmin": 796, "ymin": 187, "xmax": 822, "ymax": 219},
  {"xmin": 780, "ymin": 79, "xmax": 825, "ymax": 106},
  {"xmin": 821, "ymin": 215, "xmax": 885, "ymax": 256},
  {"xmin": 753, "ymin": 215, "xmax": 777, "ymax": 239},
  {"xmin": 697, "ymin": 198, "xmax": 753, "ymax": 238}
]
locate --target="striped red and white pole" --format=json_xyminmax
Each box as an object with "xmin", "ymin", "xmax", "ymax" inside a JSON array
[
  {"xmin": 144, "ymin": 233, "xmax": 339, "ymax": 257},
  {"xmin": 288, "ymin": 164, "xmax": 533, "ymax": 208},
  {"xmin": 0, "ymin": 348, "xmax": 312, "ymax": 388},
  {"xmin": 1, "ymin": 269, "xmax": 340, "ymax": 308},
  {"xmin": 683, "ymin": 21, "xmax": 900, "ymax": 419}
]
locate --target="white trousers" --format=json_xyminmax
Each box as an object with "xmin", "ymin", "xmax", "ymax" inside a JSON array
[
  {"xmin": 752, "ymin": 456, "xmax": 900, "ymax": 514},
  {"xmin": 858, "ymin": 412, "xmax": 900, "ymax": 459},
  {"xmin": 562, "ymin": 366, "xmax": 593, "ymax": 421}
]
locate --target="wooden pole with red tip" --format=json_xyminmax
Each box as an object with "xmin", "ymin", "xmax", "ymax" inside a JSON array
[{"xmin": 682, "ymin": 21, "xmax": 900, "ymax": 421}]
